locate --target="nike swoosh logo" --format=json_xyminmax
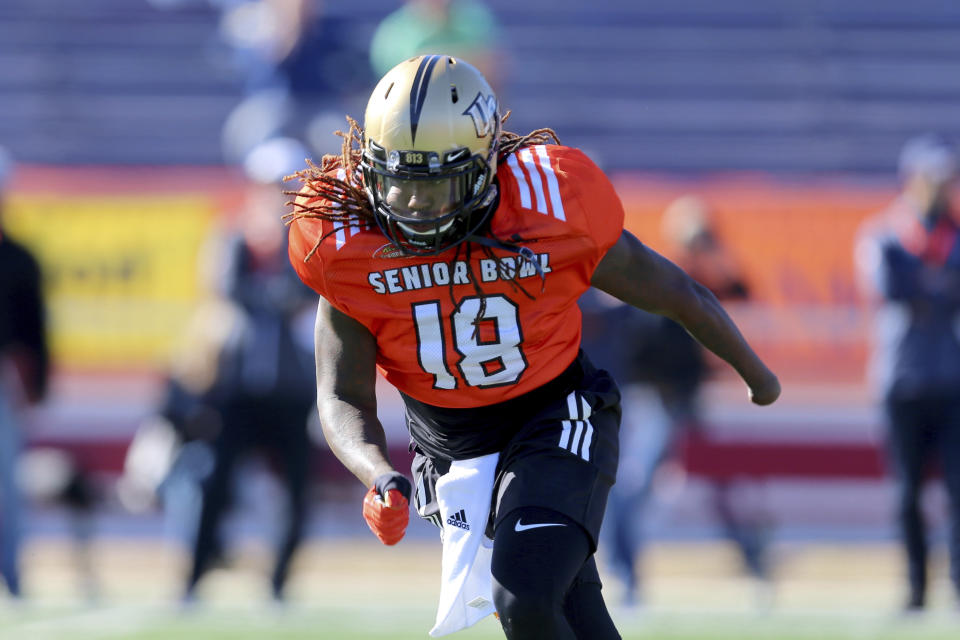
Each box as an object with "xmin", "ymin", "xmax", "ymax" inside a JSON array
[{"xmin": 514, "ymin": 520, "xmax": 567, "ymax": 533}]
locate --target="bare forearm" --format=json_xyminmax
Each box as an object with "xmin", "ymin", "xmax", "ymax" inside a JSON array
[
  {"xmin": 670, "ymin": 281, "xmax": 771, "ymax": 386},
  {"xmin": 314, "ymin": 296, "xmax": 399, "ymax": 488},
  {"xmin": 319, "ymin": 396, "xmax": 396, "ymax": 488},
  {"xmin": 592, "ymin": 231, "xmax": 779, "ymax": 405}
]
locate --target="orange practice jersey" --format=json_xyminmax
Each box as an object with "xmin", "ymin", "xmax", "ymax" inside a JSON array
[{"xmin": 288, "ymin": 144, "xmax": 625, "ymax": 408}]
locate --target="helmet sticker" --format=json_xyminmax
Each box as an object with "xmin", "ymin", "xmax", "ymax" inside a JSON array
[{"xmin": 463, "ymin": 93, "xmax": 498, "ymax": 138}]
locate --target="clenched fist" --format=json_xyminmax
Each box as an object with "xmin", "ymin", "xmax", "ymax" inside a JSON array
[{"xmin": 362, "ymin": 472, "xmax": 412, "ymax": 546}]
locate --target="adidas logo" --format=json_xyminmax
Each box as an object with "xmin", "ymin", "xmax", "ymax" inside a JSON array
[{"xmin": 446, "ymin": 509, "xmax": 470, "ymax": 530}]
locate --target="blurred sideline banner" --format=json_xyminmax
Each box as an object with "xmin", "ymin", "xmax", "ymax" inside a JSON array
[
  {"xmin": 615, "ymin": 175, "xmax": 891, "ymax": 306},
  {"xmin": 5, "ymin": 168, "xmax": 894, "ymax": 373},
  {"xmin": 6, "ymin": 194, "xmax": 214, "ymax": 368},
  {"xmin": 4, "ymin": 166, "xmax": 895, "ymax": 477},
  {"xmin": 615, "ymin": 174, "xmax": 893, "ymax": 383},
  {"xmin": 5, "ymin": 166, "xmax": 244, "ymax": 370}
]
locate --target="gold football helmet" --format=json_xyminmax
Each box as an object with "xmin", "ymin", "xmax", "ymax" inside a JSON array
[{"xmin": 361, "ymin": 55, "xmax": 500, "ymax": 255}]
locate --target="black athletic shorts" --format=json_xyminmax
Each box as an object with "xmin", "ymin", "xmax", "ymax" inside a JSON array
[{"xmin": 408, "ymin": 350, "xmax": 621, "ymax": 548}]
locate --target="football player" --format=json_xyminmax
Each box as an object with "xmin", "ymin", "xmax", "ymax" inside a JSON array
[{"xmin": 287, "ymin": 55, "xmax": 780, "ymax": 639}]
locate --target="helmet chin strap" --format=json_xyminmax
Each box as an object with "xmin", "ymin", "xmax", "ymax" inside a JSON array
[
  {"xmin": 397, "ymin": 218, "xmax": 457, "ymax": 238},
  {"xmin": 376, "ymin": 179, "xmax": 504, "ymax": 256},
  {"xmin": 401, "ymin": 182, "xmax": 499, "ymax": 252}
]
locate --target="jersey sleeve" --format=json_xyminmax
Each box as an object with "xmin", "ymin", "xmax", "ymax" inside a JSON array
[
  {"xmin": 498, "ymin": 144, "xmax": 625, "ymax": 277},
  {"xmin": 549, "ymin": 147, "xmax": 625, "ymax": 272},
  {"xmin": 287, "ymin": 215, "xmax": 330, "ymax": 299},
  {"xmin": 528, "ymin": 146, "xmax": 624, "ymax": 276}
]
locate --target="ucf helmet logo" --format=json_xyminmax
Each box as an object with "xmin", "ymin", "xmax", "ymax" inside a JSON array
[{"xmin": 463, "ymin": 93, "xmax": 498, "ymax": 138}]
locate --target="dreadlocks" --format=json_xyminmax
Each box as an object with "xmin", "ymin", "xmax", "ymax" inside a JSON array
[
  {"xmin": 283, "ymin": 113, "xmax": 559, "ymax": 256},
  {"xmin": 281, "ymin": 117, "xmax": 370, "ymax": 262},
  {"xmin": 283, "ymin": 113, "xmax": 560, "ymax": 332}
]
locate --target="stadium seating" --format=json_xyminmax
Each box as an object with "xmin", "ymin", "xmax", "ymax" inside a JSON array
[
  {"xmin": 3, "ymin": 0, "xmax": 960, "ymax": 171},
  {"xmin": 0, "ymin": 0, "xmax": 240, "ymax": 165}
]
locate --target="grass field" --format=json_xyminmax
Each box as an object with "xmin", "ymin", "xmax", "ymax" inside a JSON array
[
  {"xmin": 2, "ymin": 538, "xmax": 959, "ymax": 640},
  {"xmin": 4, "ymin": 604, "xmax": 960, "ymax": 640}
]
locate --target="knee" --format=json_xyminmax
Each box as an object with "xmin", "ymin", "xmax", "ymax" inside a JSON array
[{"xmin": 492, "ymin": 579, "xmax": 562, "ymax": 638}]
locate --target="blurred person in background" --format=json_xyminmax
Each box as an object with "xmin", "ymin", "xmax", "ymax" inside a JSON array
[
  {"xmin": 18, "ymin": 448, "xmax": 99, "ymax": 602},
  {"xmin": 855, "ymin": 135, "xmax": 960, "ymax": 612},
  {"xmin": 118, "ymin": 255, "xmax": 242, "ymax": 547},
  {"xmin": 369, "ymin": 0, "xmax": 501, "ymax": 87},
  {"xmin": 211, "ymin": 0, "xmax": 372, "ymax": 163},
  {"xmin": 181, "ymin": 137, "xmax": 319, "ymax": 603},
  {"xmin": 0, "ymin": 146, "xmax": 49, "ymax": 599},
  {"xmin": 596, "ymin": 195, "xmax": 766, "ymax": 608},
  {"xmin": 286, "ymin": 56, "xmax": 780, "ymax": 639},
  {"xmin": 660, "ymin": 196, "xmax": 751, "ymax": 301}
]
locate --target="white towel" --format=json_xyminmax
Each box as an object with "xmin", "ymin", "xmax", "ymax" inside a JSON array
[{"xmin": 428, "ymin": 452, "xmax": 500, "ymax": 637}]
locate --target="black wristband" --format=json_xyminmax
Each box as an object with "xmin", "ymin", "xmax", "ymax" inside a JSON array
[{"xmin": 373, "ymin": 472, "xmax": 412, "ymax": 503}]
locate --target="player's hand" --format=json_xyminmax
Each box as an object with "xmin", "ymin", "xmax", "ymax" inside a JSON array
[
  {"xmin": 362, "ymin": 472, "xmax": 412, "ymax": 546},
  {"xmin": 748, "ymin": 369, "xmax": 781, "ymax": 406}
]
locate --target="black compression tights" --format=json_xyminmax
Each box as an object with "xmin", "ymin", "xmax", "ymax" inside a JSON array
[{"xmin": 491, "ymin": 507, "xmax": 621, "ymax": 640}]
